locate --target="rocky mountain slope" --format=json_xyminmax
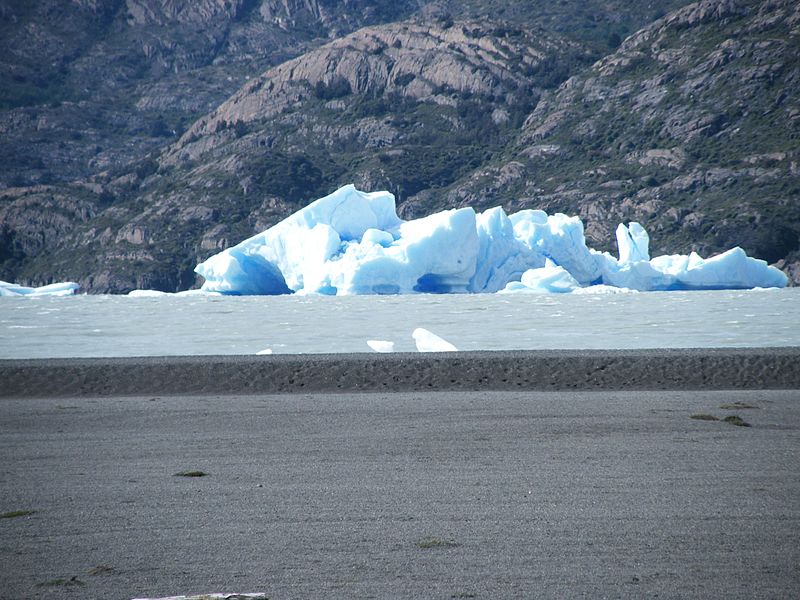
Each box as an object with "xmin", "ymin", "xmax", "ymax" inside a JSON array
[
  {"xmin": 435, "ymin": 0, "xmax": 800, "ymax": 282},
  {"xmin": 2, "ymin": 0, "xmax": 798, "ymax": 291},
  {"xmin": 0, "ymin": 0, "xmax": 423, "ymax": 188}
]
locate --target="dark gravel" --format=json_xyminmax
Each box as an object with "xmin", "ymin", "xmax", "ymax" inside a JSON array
[{"xmin": 2, "ymin": 347, "xmax": 800, "ymax": 397}]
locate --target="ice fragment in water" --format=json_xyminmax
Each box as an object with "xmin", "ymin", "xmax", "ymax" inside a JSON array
[
  {"xmin": 0, "ymin": 281, "xmax": 79, "ymax": 297},
  {"xmin": 412, "ymin": 328, "xmax": 457, "ymax": 352},
  {"xmin": 367, "ymin": 340, "xmax": 395, "ymax": 353}
]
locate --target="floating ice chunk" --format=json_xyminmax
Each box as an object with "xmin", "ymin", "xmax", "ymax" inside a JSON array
[
  {"xmin": 256, "ymin": 348, "xmax": 273, "ymax": 355},
  {"xmin": 0, "ymin": 281, "xmax": 79, "ymax": 297},
  {"xmin": 499, "ymin": 264, "xmax": 580, "ymax": 294},
  {"xmin": 412, "ymin": 328, "xmax": 457, "ymax": 352},
  {"xmin": 367, "ymin": 340, "xmax": 395, "ymax": 353},
  {"xmin": 599, "ymin": 246, "xmax": 788, "ymax": 291},
  {"xmin": 675, "ymin": 247, "xmax": 788, "ymax": 289},
  {"xmin": 521, "ymin": 264, "xmax": 579, "ymax": 293},
  {"xmin": 28, "ymin": 282, "xmax": 79, "ymax": 296}
]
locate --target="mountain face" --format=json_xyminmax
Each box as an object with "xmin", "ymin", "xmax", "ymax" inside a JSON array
[
  {"xmin": 0, "ymin": 0, "xmax": 423, "ymax": 188},
  {"xmin": 2, "ymin": 0, "xmax": 798, "ymax": 292},
  {"xmin": 435, "ymin": 0, "xmax": 800, "ymax": 280}
]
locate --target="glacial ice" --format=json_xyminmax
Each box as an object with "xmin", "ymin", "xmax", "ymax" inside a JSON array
[
  {"xmin": 412, "ymin": 328, "xmax": 458, "ymax": 352},
  {"xmin": 499, "ymin": 263, "xmax": 581, "ymax": 294},
  {"xmin": 195, "ymin": 184, "xmax": 788, "ymax": 296},
  {"xmin": 367, "ymin": 340, "xmax": 396, "ymax": 353},
  {"xmin": 0, "ymin": 281, "xmax": 79, "ymax": 297}
]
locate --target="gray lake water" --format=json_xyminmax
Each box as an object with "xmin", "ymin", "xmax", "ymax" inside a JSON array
[{"xmin": 1, "ymin": 288, "xmax": 798, "ymax": 359}]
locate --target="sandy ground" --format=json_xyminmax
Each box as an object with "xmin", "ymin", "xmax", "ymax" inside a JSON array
[
  {"xmin": 2, "ymin": 348, "xmax": 800, "ymax": 397},
  {"xmin": 1, "ymin": 389, "xmax": 798, "ymax": 599}
]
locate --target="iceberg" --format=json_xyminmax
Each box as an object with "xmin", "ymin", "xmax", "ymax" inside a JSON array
[
  {"xmin": 195, "ymin": 185, "xmax": 788, "ymax": 295},
  {"xmin": 0, "ymin": 281, "xmax": 79, "ymax": 297},
  {"xmin": 598, "ymin": 229, "xmax": 788, "ymax": 291}
]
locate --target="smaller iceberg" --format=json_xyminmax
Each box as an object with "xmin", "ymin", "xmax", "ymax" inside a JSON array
[
  {"xmin": 598, "ymin": 226, "xmax": 788, "ymax": 291},
  {"xmin": 367, "ymin": 340, "xmax": 395, "ymax": 353},
  {"xmin": 413, "ymin": 328, "xmax": 458, "ymax": 352},
  {"xmin": 0, "ymin": 281, "xmax": 79, "ymax": 297}
]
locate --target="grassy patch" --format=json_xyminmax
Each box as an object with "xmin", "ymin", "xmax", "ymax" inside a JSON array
[
  {"xmin": 722, "ymin": 415, "xmax": 751, "ymax": 427},
  {"xmin": 1, "ymin": 510, "xmax": 35, "ymax": 519},
  {"xmin": 87, "ymin": 565, "xmax": 114, "ymax": 576},
  {"xmin": 690, "ymin": 414, "xmax": 719, "ymax": 421},
  {"xmin": 416, "ymin": 537, "xmax": 461, "ymax": 549},
  {"xmin": 174, "ymin": 470, "xmax": 208, "ymax": 478}
]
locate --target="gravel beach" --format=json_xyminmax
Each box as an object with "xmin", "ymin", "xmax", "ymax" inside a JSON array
[{"xmin": 1, "ymin": 350, "xmax": 798, "ymax": 599}]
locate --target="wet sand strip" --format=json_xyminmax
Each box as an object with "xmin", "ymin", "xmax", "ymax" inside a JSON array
[{"xmin": 2, "ymin": 348, "xmax": 799, "ymax": 398}]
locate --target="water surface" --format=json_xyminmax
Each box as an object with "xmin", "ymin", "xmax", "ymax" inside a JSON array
[{"xmin": 1, "ymin": 288, "xmax": 798, "ymax": 358}]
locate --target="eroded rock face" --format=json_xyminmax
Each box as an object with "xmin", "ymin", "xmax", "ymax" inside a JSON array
[
  {"xmin": 0, "ymin": 0, "xmax": 423, "ymax": 191},
  {"xmin": 163, "ymin": 19, "xmax": 583, "ymax": 164},
  {"xmin": 124, "ymin": 0, "xmax": 247, "ymax": 25}
]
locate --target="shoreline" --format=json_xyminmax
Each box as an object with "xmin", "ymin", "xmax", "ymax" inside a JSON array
[{"xmin": 2, "ymin": 347, "xmax": 800, "ymax": 397}]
